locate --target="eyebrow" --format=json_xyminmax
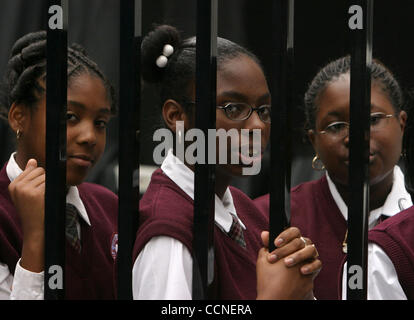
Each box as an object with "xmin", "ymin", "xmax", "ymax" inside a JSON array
[
  {"xmin": 68, "ymin": 100, "xmax": 111, "ymax": 115},
  {"xmin": 370, "ymin": 103, "xmax": 390, "ymax": 112},
  {"xmin": 218, "ymin": 91, "xmax": 271, "ymax": 103},
  {"xmin": 323, "ymin": 111, "xmax": 343, "ymax": 119}
]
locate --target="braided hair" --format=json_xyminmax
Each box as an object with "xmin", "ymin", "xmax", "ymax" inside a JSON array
[
  {"xmin": 303, "ymin": 56, "xmax": 404, "ymax": 130},
  {"xmin": 0, "ymin": 30, "xmax": 116, "ymax": 121},
  {"xmin": 141, "ymin": 24, "xmax": 263, "ymax": 118}
]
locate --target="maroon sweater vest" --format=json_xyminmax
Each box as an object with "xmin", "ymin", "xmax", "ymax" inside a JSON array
[
  {"xmin": 0, "ymin": 163, "xmax": 118, "ymax": 299},
  {"xmin": 133, "ymin": 169, "xmax": 268, "ymax": 299},
  {"xmin": 368, "ymin": 206, "xmax": 414, "ymax": 299},
  {"xmin": 255, "ymin": 176, "xmax": 347, "ymax": 300}
]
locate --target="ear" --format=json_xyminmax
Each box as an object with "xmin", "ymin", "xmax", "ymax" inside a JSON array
[
  {"xmin": 162, "ymin": 99, "xmax": 191, "ymax": 132},
  {"xmin": 8, "ymin": 102, "xmax": 28, "ymax": 133},
  {"xmin": 398, "ymin": 110, "xmax": 407, "ymax": 132},
  {"xmin": 308, "ymin": 129, "xmax": 317, "ymax": 150}
]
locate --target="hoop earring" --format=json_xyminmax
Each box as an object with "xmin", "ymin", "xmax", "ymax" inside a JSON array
[
  {"xmin": 16, "ymin": 129, "xmax": 22, "ymax": 140},
  {"xmin": 312, "ymin": 155, "xmax": 325, "ymax": 171}
]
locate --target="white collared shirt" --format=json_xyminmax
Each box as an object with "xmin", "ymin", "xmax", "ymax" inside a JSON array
[
  {"xmin": 132, "ymin": 150, "xmax": 246, "ymax": 300},
  {"xmin": 326, "ymin": 166, "xmax": 411, "ymax": 299},
  {"xmin": 0, "ymin": 153, "xmax": 91, "ymax": 300}
]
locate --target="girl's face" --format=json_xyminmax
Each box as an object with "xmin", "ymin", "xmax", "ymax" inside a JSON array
[
  {"xmin": 215, "ymin": 55, "xmax": 271, "ymax": 177},
  {"xmin": 309, "ymin": 74, "xmax": 407, "ymax": 188},
  {"xmin": 20, "ymin": 73, "xmax": 112, "ymax": 186}
]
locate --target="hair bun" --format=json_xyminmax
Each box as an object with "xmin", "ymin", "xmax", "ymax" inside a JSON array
[{"xmin": 141, "ymin": 25, "xmax": 182, "ymax": 83}]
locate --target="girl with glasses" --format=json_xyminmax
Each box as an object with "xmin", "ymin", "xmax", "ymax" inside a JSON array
[
  {"xmin": 132, "ymin": 24, "xmax": 321, "ymax": 300},
  {"xmin": 255, "ymin": 56, "xmax": 411, "ymax": 299}
]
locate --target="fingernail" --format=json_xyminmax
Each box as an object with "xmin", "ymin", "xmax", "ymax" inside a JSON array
[
  {"xmin": 275, "ymin": 238, "xmax": 284, "ymax": 247},
  {"xmin": 285, "ymin": 257, "xmax": 295, "ymax": 266},
  {"xmin": 268, "ymin": 254, "xmax": 277, "ymax": 262},
  {"xmin": 302, "ymin": 267, "xmax": 310, "ymax": 274}
]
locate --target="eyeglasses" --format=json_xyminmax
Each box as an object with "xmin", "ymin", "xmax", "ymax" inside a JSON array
[
  {"xmin": 217, "ymin": 103, "xmax": 271, "ymax": 123},
  {"xmin": 319, "ymin": 112, "xmax": 395, "ymax": 139}
]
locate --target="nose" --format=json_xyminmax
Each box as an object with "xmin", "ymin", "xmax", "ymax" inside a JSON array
[
  {"xmin": 77, "ymin": 121, "xmax": 97, "ymax": 146},
  {"xmin": 343, "ymin": 132, "xmax": 349, "ymax": 147}
]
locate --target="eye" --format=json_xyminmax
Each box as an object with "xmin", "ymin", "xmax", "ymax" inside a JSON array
[
  {"xmin": 66, "ymin": 113, "xmax": 78, "ymax": 122},
  {"xmin": 224, "ymin": 103, "xmax": 250, "ymax": 119},
  {"xmin": 325, "ymin": 122, "xmax": 348, "ymax": 133},
  {"xmin": 259, "ymin": 105, "xmax": 271, "ymax": 116},
  {"xmin": 95, "ymin": 120, "xmax": 108, "ymax": 129},
  {"xmin": 226, "ymin": 103, "xmax": 243, "ymax": 114},
  {"xmin": 370, "ymin": 113, "xmax": 385, "ymax": 126}
]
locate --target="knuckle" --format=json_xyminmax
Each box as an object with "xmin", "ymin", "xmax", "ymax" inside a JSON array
[
  {"xmin": 293, "ymin": 237, "xmax": 303, "ymax": 248},
  {"xmin": 290, "ymin": 227, "xmax": 300, "ymax": 237}
]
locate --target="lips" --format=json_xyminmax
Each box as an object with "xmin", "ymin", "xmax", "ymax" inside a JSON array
[
  {"xmin": 343, "ymin": 152, "xmax": 376, "ymax": 166},
  {"xmin": 68, "ymin": 154, "xmax": 94, "ymax": 167}
]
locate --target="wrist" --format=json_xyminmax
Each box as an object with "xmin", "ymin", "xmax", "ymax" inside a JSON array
[{"xmin": 21, "ymin": 233, "xmax": 45, "ymax": 273}]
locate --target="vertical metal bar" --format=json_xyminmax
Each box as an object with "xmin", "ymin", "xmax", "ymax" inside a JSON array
[
  {"xmin": 346, "ymin": 0, "xmax": 373, "ymax": 300},
  {"xmin": 268, "ymin": 0, "xmax": 294, "ymax": 252},
  {"xmin": 192, "ymin": 0, "xmax": 217, "ymax": 300},
  {"xmin": 44, "ymin": 0, "xmax": 68, "ymax": 300},
  {"xmin": 118, "ymin": 0, "xmax": 141, "ymax": 300}
]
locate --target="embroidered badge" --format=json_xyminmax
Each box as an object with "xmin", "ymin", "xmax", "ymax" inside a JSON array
[{"xmin": 110, "ymin": 233, "xmax": 118, "ymax": 260}]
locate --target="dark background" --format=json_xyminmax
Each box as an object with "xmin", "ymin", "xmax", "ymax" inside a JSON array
[{"xmin": 0, "ymin": 0, "xmax": 412, "ymax": 198}]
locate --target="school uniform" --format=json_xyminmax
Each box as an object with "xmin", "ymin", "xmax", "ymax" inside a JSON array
[
  {"xmin": 368, "ymin": 206, "xmax": 414, "ymax": 299},
  {"xmin": 254, "ymin": 166, "xmax": 412, "ymax": 300},
  {"xmin": 0, "ymin": 153, "xmax": 118, "ymax": 299},
  {"xmin": 132, "ymin": 150, "xmax": 267, "ymax": 299}
]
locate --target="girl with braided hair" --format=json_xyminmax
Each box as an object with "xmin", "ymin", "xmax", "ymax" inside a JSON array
[
  {"xmin": 0, "ymin": 31, "xmax": 118, "ymax": 299},
  {"xmin": 255, "ymin": 56, "xmax": 412, "ymax": 299}
]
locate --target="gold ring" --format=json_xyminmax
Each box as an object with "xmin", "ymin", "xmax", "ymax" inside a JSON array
[{"xmin": 312, "ymin": 244, "xmax": 319, "ymax": 258}]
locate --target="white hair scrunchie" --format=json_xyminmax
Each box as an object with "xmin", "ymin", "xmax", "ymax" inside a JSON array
[{"xmin": 156, "ymin": 44, "xmax": 174, "ymax": 68}]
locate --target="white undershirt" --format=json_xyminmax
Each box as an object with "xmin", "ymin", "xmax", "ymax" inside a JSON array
[
  {"xmin": 325, "ymin": 166, "xmax": 411, "ymax": 300},
  {"xmin": 0, "ymin": 153, "xmax": 90, "ymax": 300},
  {"xmin": 132, "ymin": 150, "xmax": 245, "ymax": 300}
]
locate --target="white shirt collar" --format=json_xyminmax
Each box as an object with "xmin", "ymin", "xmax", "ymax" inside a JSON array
[
  {"xmin": 326, "ymin": 165, "xmax": 412, "ymax": 229},
  {"xmin": 6, "ymin": 152, "xmax": 91, "ymax": 226},
  {"xmin": 161, "ymin": 149, "xmax": 246, "ymax": 232}
]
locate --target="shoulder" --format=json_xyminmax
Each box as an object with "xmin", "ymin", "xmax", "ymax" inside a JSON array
[
  {"xmin": 134, "ymin": 172, "xmax": 195, "ymax": 258},
  {"xmin": 370, "ymin": 206, "xmax": 414, "ymax": 235},
  {"xmin": 368, "ymin": 207, "xmax": 414, "ymax": 262},
  {"xmin": 140, "ymin": 171, "xmax": 193, "ymax": 222},
  {"xmin": 291, "ymin": 175, "xmax": 327, "ymax": 195}
]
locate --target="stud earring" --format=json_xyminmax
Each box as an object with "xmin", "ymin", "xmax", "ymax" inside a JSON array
[{"xmin": 16, "ymin": 129, "xmax": 22, "ymax": 140}]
